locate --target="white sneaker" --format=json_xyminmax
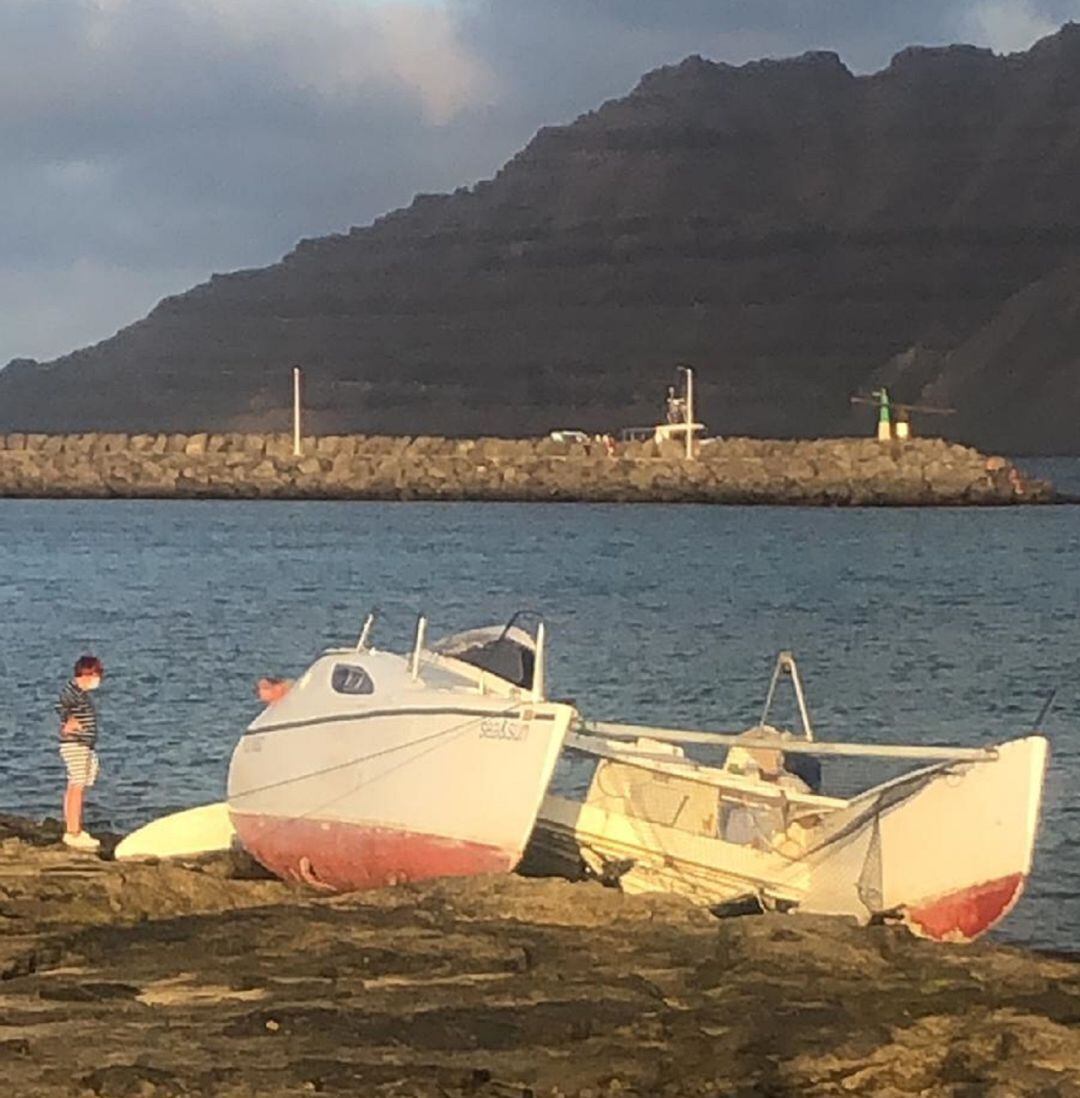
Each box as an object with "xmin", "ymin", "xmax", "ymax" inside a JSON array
[{"xmin": 62, "ymin": 831, "xmax": 101, "ymax": 852}]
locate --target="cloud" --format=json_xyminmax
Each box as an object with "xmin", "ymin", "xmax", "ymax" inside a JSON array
[
  {"xmin": 0, "ymin": 0, "xmax": 494, "ymax": 126},
  {"xmin": 0, "ymin": 258, "xmax": 208, "ymax": 367},
  {"xmin": 0, "ymin": 0, "xmax": 502, "ymax": 362},
  {"xmin": 182, "ymin": 0, "xmax": 497, "ymax": 124},
  {"xmin": 958, "ymin": 1, "xmax": 1063, "ymax": 53},
  {"xmin": 362, "ymin": 3, "xmax": 498, "ymax": 123}
]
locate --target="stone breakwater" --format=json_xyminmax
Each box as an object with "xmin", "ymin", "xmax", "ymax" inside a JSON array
[{"xmin": 0, "ymin": 432, "xmax": 1053, "ymax": 504}]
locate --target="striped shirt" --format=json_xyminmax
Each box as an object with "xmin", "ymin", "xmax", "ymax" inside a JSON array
[{"xmin": 56, "ymin": 680, "xmax": 98, "ymax": 747}]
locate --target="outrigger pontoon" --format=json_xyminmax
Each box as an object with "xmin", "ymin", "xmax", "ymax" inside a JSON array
[{"xmin": 530, "ymin": 653, "xmax": 1049, "ymax": 942}]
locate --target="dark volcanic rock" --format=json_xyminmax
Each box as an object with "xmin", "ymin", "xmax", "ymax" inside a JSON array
[
  {"xmin": 0, "ymin": 824, "xmax": 1078, "ymax": 1096},
  {"xmin": 4, "ymin": 28, "xmax": 1080, "ymax": 449}
]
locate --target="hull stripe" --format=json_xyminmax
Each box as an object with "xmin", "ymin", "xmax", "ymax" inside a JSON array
[{"xmin": 248, "ymin": 705, "xmax": 555, "ymax": 737}]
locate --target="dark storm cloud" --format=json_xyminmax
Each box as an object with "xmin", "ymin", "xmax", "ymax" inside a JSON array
[{"xmin": 2, "ymin": 0, "xmax": 1077, "ymax": 365}]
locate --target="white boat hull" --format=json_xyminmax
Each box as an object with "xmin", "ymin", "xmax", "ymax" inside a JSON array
[
  {"xmin": 229, "ymin": 700, "xmax": 573, "ymax": 891},
  {"xmin": 534, "ymin": 734, "xmax": 1048, "ymax": 941}
]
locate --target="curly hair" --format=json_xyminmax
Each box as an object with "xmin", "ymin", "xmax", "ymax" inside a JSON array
[{"xmin": 74, "ymin": 655, "xmax": 104, "ymax": 678}]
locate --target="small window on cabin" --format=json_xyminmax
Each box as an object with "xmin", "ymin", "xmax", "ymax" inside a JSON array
[{"xmin": 331, "ymin": 664, "xmax": 374, "ymax": 695}]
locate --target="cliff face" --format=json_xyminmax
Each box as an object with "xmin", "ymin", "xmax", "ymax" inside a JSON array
[
  {"xmin": 907, "ymin": 261, "xmax": 1080, "ymax": 453},
  {"xmin": 3, "ymin": 26, "xmax": 1080, "ymax": 448}
]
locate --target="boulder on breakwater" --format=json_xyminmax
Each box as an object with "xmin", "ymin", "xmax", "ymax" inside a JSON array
[
  {"xmin": 0, "ymin": 814, "xmax": 1078, "ymax": 1097},
  {"xmin": 0, "ymin": 431, "xmax": 1053, "ymax": 504}
]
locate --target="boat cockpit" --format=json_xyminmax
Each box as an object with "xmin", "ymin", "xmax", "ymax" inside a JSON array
[{"xmin": 429, "ymin": 622, "xmax": 537, "ymax": 691}]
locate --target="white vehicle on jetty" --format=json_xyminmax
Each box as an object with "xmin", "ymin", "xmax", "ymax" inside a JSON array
[{"xmin": 530, "ymin": 653, "xmax": 1049, "ymax": 943}]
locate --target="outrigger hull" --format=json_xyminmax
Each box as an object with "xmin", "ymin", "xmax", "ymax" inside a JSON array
[
  {"xmin": 532, "ymin": 734, "xmax": 1048, "ymax": 942},
  {"xmin": 806, "ymin": 734, "xmax": 1048, "ymax": 941}
]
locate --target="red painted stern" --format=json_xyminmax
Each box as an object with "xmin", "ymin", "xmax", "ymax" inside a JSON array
[{"xmin": 905, "ymin": 873, "xmax": 1026, "ymax": 942}]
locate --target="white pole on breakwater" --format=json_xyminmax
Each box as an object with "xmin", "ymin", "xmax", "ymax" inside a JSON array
[
  {"xmin": 292, "ymin": 366, "xmax": 302, "ymax": 456},
  {"xmin": 678, "ymin": 364, "xmax": 695, "ymax": 460}
]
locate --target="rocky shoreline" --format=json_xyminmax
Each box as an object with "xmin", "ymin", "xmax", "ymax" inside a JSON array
[
  {"xmin": 1, "ymin": 815, "xmax": 1077, "ymax": 1096},
  {"xmin": 0, "ymin": 432, "xmax": 1055, "ymax": 505}
]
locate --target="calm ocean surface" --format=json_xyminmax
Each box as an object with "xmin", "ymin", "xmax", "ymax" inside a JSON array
[{"xmin": 1, "ymin": 468, "xmax": 1077, "ymax": 951}]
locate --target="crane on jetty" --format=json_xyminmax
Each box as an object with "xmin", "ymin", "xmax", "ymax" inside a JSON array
[{"xmin": 851, "ymin": 388, "xmax": 954, "ymax": 440}]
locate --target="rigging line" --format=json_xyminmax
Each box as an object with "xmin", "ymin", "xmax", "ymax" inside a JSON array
[
  {"xmin": 230, "ymin": 705, "xmax": 521, "ymax": 803},
  {"xmin": 796, "ymin": 773, "xmax": 938, "ymax": 863},
  {"xmin": 346, "ymin": 713, "xmax": 485, "ymax": 797},
  {"xmin": 237, "ymin": 711, "xmax": 492, "ymax": 848}
]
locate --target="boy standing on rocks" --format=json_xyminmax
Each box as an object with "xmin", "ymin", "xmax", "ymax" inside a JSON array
[{"xmin": 56, "ymin": 655, "xmax": 104, "ymax": 851}]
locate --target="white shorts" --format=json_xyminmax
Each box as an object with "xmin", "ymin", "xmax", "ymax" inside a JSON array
[{"xmin": 59, "ymin": 743, "xmax": 100, "ymax": 787}]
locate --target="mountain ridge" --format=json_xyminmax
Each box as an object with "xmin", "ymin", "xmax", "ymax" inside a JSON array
[{"xmin": 4, "ymin": 24, "xmax": 1080, "ymax": 451}]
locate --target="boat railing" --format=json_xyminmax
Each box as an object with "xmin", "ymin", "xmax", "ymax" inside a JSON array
[
  {"xmin": 355, "ymin": 608, "xmax": 378, "ymax": 651},
  {"xmin": 533, "ymin": 620, "xmax": 546, "ymax": 702},
  {"xmin": 410, "ymin": 615, "xmax": 428, "ymax": 681},
  {"xmin": 760, "ymin": 651, "xmax": 814, "ymax": 740},
  {"xmin": 573, "ymin": 719, "xmax": 999, "ymax": 763}
]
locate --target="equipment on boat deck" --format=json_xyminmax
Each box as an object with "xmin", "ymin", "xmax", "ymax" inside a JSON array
[
  {"xmin": 226, "ymin": 610, "xmax": 574, "ymax": 893},
  {"xmin": 529, "ymin": 652, "xmax": 1049, "ymax": 943}
]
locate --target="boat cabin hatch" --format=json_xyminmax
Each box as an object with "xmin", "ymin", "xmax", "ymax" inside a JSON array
[{"xmin": 431, "ymin": 622, "xmax": 538, "ymax": 690}]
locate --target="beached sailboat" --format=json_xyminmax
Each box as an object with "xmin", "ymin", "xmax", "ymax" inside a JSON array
[
  {"xmin": 529, "ymin": 653, "xmax": 1049, "ymax": 942},
  {"xmin": 227, "ymin": 612, "xmax": 575, "ymax": 891}
]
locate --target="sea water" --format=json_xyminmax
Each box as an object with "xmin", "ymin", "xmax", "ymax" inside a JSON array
[{"xmin": 0, "ymin": 485, "xmax": 1076, "ymax": 951}]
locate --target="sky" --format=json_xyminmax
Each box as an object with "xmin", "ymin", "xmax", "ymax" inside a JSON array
[{"xmin": 3, "ymin": 0, "xmax": 1080, "ymax": 368}]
